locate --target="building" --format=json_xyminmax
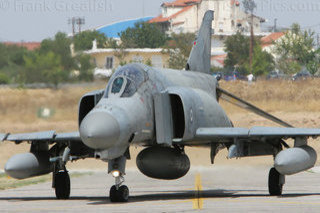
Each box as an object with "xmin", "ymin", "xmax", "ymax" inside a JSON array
[
  {"xmin": 3, "ymin": 42, "xmax": 41, "ymax": 51},
  {"xmin": 85, "ymin": 0, "xmax": 270, "ymax": 72},
  {"xmin": 261, "ymin": 32, "xmax": 285, "ymax": 60},
  {"xmin": 211, "ymin": 53, "xmax": 227, "ymax": 68},
  {"xmin": 84, "ymin": 41, "xmax": 169, "ymax": 77},
  {"xmin": 149, "ymin": 0, "xmax": 265, "ymax": 35},
  {"xmin": 96, "ymin": 17, "xmax": 154, "ymax": 39}
]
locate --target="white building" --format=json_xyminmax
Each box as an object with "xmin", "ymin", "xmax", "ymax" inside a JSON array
[
  {"xmin": 261, "ymin": 32, "xmax": 285, "ymax": 60},
  {"xmin": 149, "ymin": 0, "xmax": 265, "ymax": 35}
]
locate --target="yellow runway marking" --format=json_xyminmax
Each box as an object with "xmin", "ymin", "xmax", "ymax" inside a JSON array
[{"xmin": 192, "ymin": 173, "xmax": 204, "ymax": 209}]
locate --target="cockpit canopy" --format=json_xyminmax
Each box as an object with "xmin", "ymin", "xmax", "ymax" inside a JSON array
[{"xmin": 104, "ymin": 64, "xmax": 147, "ymax": 98}]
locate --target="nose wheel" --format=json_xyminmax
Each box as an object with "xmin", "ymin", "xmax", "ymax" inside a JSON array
[
  {"xmin": 110, "ymin": 184, "xmax": 129, "ymax": 202},
  {"xmin": 109, "ymin": 176, "xmax": 129, "ymax": 202}
]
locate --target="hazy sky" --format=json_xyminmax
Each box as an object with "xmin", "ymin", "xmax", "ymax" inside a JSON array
[{"xmin": 0, "ymin": 0, "xmax": 320, "ymax": 42}]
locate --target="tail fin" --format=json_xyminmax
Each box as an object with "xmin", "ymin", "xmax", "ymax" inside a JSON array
[{"xmin": 186, "ymin": 10, "xmax": 213, "ymax": 74}]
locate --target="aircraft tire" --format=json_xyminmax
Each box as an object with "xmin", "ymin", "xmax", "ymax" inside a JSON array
[
  {"xmin": 118, "ymin": 185, "xmax": 129, "ymax": 202},
  {"xmin": 268, "ymin": 167, "xmax": 283, "ymax": 196},
  {"xmin": 109, "ymin": 185, "xmax": 118, "ymax": 202},
  {"xmin": 55, "ymin": 171, "xmax": 70, "ymax": 199}
]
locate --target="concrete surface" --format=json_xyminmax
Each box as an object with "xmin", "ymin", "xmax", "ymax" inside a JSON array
[{"xmin": 1, "ymin": 165, "xmax": 320, "ymax": 212}]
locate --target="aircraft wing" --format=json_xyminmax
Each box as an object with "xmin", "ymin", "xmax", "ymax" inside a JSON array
[
  {"xmin": 196, "ymin": 127, "xmax": 320, "ymax": 141},
  {"xmin": 0, "ymin": 133, "xmax": 8, "ymax": 141},
  {"xmin": 2, "ymin": 131, "xmax": 81, "ymax": 144}
]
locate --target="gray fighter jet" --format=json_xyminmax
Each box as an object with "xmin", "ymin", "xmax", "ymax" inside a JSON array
[{"xmin": 2, "ymin": 11, "xmax": 320, "ymax": 202}]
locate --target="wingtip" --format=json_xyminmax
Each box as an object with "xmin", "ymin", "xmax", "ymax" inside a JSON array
[{"xmin": 0, "ymin": 133, "xmax": 9, "ymax": 142}]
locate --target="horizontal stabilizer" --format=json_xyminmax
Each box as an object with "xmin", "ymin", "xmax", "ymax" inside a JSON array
[{"xmin": 217, "ymin": 87, "xmax": 293, "ymax": 128}]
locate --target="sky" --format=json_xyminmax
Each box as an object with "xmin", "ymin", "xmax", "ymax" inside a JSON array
[{"xmin": 0, "ymin": 0, "xmax": 320, "ymax": 42}]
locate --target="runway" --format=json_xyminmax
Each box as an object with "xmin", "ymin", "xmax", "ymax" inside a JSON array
[{"xmin": 1, "ymin": 165, "xmax": 320, "ymax": 212}]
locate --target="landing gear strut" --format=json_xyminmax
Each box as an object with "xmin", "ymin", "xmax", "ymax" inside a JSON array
[
  {"xmin": 108, "ymin": 156, "xmax": 129, "ymax": 202},
  {"xmin": 268, "ymin": 167, "xmax": 285, "ymax": 196},
  {"xmin": 109, "ymin": 176, "xmax": 129, "ymax": 202},
  {"xmin": 54, "ymin": 171, "xmax": 70, "ymax": 199}
]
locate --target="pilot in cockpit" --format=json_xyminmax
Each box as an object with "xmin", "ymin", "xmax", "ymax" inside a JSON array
[{"xmin": 104, "ymin": 64, "xmax": 146, "ymax": 98}]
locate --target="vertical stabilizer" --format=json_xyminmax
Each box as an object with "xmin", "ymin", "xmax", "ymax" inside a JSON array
[{"xmin": 186, "ymin": 10, "xmax": 213, "ymax": 74}]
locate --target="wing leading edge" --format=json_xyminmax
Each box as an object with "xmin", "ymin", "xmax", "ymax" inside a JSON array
[{"xmin": 1, "ymin": 131, "xmax": 81, "ymax": 144}]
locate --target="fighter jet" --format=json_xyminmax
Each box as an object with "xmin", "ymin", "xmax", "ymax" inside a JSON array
[{"xmin": 1, "ymin": 10, "xmax": 320, "ymax": 202}]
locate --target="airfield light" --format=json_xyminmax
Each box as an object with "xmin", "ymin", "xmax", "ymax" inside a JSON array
[{"xmin": 111, "ymin": 170, "xmax": 120, "ymax": 178}]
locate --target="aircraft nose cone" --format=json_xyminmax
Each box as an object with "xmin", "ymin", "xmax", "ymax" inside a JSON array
[{"xmin": 80, "ymin": 112, "xmax": 120, "ymax": 150}]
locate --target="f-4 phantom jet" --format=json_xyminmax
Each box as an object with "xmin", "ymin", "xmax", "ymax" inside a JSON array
[{"xmin": 1, "ymin": 11, "xmax": 320, "ymax": 202}]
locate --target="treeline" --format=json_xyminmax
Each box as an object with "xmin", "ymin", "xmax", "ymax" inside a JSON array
[
  {"xmin": 4, "ymin": 21, "xmax": 313, "ymax": 87},
  {"xmin": 223, "ymin": 23, "xmax": 320, "ymax": 76},
  {"xmin": 0, "ymin": 32, "xmax": 95, "ymax": 87},
  {"xmin": 0, "ymin": 22, "xmax": 196, "ymax": 87}
]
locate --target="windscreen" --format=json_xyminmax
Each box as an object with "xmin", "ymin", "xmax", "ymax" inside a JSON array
[{"xmin": 104, "ymin": 64, "xmax": 146, "ymax": 98}]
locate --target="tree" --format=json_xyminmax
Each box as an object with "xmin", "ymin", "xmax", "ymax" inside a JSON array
[
  {"xmin": 73, "ymin": 31, "xmax": 108, "ymax": 51},
  {"xmin": 105, "ymin": 37, "xmax": 118, "ymax": 49},
  {"xmin": 120, "ymin": 22, "xmax": 167, "ymax": 48},
  {"xmin": 243, "ymin": 0, "xmax": 257, "ymax": 73},
  {"xmin": 24, "ymin": 51, "xmax": 65, "ymax": 88},
  {"xmin": 164, "ymin": 33, "xmax": 195, "ymax": 69},
  {"xmin": 113, "ymin": 42, "xmax": 129, "ymax": 66},
  {"xmin": 75, "ymin": 54, "xmax": 94, "ymax": 81},
  {"xmin": 0, "ymin": 43, "xmax": 8, "ymax": 69},
  {"xmin": 0, "ymin": 31, "xmax": 96, "ymax": 86},
  {"xmin": 246, "ymin": 45, "xmax": 274, "ymax": 76},
  {"xmin": 0, "ymin": 43, "xmax": 30, "ymax": 84},
  {"xmin": 224, "ymin": 32, "xmax": 251, "ymax": 69},
  {"xmin": 224, "ymin": 32, "xmax": 274, "ymax": 75},
  {"xmin": 275, "ymin": 23, "xmax": 318, "ymax": 74},
  {"xmin": 40, "ymin": 32, "xmax": 75, "ymax": 72},
  {"xmin": 0, "ymin": 73, "xmax": 9, "ymax": 84}
]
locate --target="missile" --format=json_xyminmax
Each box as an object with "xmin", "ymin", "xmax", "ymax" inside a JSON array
[
  {"xmin": 5, "ymin": 152, "xmax": 52, "ymax": 179},
  {"xmin": 274, "ymin": 145, "xmax": 317, "ymax": 175}
]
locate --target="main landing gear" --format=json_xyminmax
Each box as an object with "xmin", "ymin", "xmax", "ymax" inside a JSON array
[
  {"xmin": 108, "ymin": 156, "xmax": 129, "ymax": 202},
  {"xmin": 52, "ymin": 146, "xmax": 71, "ymax": 199},
  {"xmin": 54, "ymin": 171, "xmax": 71, "ymax": 199},
  {"xmin": 268, "ymin": 167, "xmax": 285, "ymax": 196}
]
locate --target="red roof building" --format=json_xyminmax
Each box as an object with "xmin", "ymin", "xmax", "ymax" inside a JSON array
[
  {"xmin": 3, "ymin": 42, "xmax": 41, "ymax": 51},
  {"xmin": 261, "ymin": 32, "xmax": 285, "ymax": 48},
  {"xmin": 150, "ymin": 0, "xmax": 265, "ymax": 35},
  {"xmin": 211, "ymin": 54, "xmax": 227, "ymax": 68},
  {"xmin": 260, "ymin": 32, "xmax": 286, "ymax": 60}
]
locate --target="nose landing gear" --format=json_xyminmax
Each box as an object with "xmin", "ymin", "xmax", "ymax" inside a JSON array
[
  {"xmin": 108, "ymin": 156, "xmax": 129, "ymax": 202},
  {"xmin": 109, "ymin": 176, "xmax": 129, "ymax": 202}
]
